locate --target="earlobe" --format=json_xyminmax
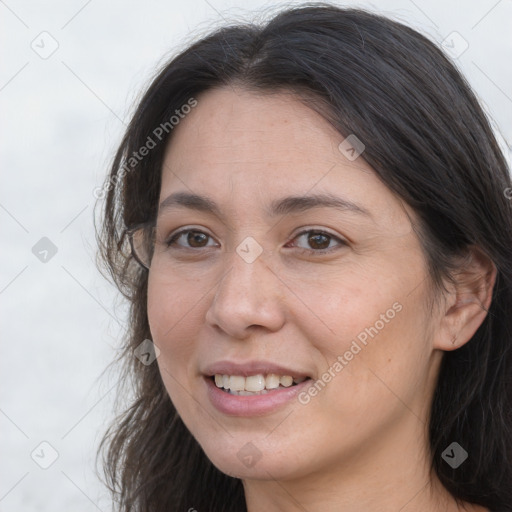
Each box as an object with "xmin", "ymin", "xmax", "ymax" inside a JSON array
[{"xmin": 434, "ymin": 246, "xmax": 497, "ymax": 352}]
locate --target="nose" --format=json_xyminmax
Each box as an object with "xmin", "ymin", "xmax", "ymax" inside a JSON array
[{"xmin": 205, "ymin": 250, "xmax": 286, "ymax": 339}]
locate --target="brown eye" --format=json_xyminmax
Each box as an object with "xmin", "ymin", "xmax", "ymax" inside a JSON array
[
  {"xmin": 308, "ymin": 232, "xmax": 331, "ymax": 250},
  {"xmin": 166, "ymin": 229, "xmax": 218, "ymax": 249},
  {"xmin": 290, "ymin": 229, "xmax": 347, "ymax": 254},
  {"xmin": 187, "ymin": 231, "xmax": 209, "ymax": 247}
]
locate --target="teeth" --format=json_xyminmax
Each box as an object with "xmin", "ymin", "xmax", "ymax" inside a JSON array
[
  {"xmin": 245, "ymin": 374, "xmax": 265, "ymax": 392},
  {"xmin": 229, "ymin": 375, "xmax": 245, "ymax": 391},
  {"xmin": 230, "ymin": 389, "xmax": 269, "ymax": 396},
  {"xmin": 280, "ymin": 375, "xmax": 293, "ymax": 387},
  {"xmin": 265, "ymin": 374, "xmax": 280, "ymax": 389},
  {"xmin": 213, "ymin": 373, "xmax": 308, "ymax": 392}
]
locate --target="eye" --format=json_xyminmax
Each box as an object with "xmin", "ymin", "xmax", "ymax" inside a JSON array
[
  {"xmin": 163, "ymin": 227, "xmax": 347, "ymax": 255},
  {"xmin": 165, "ymin": 229, "xmax": 218, "ymax": 249},
  {"xmin": 287, "ymin": 229, "xmax": 347, "ymax": 254}
]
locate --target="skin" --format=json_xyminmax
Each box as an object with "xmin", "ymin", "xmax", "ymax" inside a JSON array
[{"xmin": 147, "ymin": 86, "xmax": 495, "ymax": 512}]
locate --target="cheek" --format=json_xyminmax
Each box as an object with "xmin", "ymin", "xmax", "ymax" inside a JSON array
[
  {"xmin": 147, "ymin": 273, "xmax": 203, "ymax": 378},
  {"xmin": 297, "ymin": 260, "xmax": 431, "ymax": 406},
  {"xmin": 147, "ymin": 269, "xmax": 205, "ymax": 335},
  {"xmin": 290, "ymin": 265, "xmax": 398, "ymax": 358},
  {"xmin": 310, "ymin": 295, "xmax": 432, "ymax": 435}
]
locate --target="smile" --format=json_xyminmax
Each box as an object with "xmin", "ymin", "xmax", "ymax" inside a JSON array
[
  {"xmin": 213, "ymin": 373, "xmax": 308, "ymax": 395},
  {"xmin": 205, "ymin": 375, "xmax": 312, "ymax": 416}
]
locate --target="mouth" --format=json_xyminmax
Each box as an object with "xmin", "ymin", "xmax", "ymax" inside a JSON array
[
  {"xmin": 202, "ymin": 360, "xmax": 314, "ymax": 416},
  {"xmin": 210, "ymin": 373, "xmax": 311, "ymax": 396},
  {"xmin": 204, "ymin": 373, "xmax": 313, "ymax": 416}
]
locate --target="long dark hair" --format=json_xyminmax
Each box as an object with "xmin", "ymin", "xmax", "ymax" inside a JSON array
[{"xmin": 95, "ymin": 4, "xmax": 512, "ymax": 510}]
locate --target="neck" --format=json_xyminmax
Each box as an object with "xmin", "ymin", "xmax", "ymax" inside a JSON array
[{"xmin": 242, "ymin": 413, "xmax": 480, "ymax": 512}]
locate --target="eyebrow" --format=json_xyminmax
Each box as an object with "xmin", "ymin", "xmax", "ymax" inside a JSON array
[{"xmin": 158, "ymin": 191, "xmax": 372, "ymax": 220}]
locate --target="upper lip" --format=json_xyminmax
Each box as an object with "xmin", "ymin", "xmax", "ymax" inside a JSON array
[{"xmin": 202, "ymin": 360, "xmax": 312, "ymax": 379}]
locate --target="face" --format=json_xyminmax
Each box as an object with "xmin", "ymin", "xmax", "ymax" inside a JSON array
[{"xmin": 147, "ymin": 87, "xmax": 441, "ymax": 481}]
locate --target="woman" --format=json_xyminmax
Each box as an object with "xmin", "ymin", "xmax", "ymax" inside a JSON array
[{"xmin": 96, "ymin": 4, "xmax": 512, "ymax": 511}]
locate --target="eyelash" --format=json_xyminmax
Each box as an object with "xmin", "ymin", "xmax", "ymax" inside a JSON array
[{"xmin": 164, "ymin": 228, "xmax": 347, "ymax": 255}]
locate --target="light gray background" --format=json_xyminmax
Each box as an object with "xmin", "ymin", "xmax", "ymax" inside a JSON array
[{"xmin": 1, "ymin": 0, "xmax": 511, "ymax": 510}]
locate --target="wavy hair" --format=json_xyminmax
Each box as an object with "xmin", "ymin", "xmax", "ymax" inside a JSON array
[{"xmin": 96, "ymin": 4, "xmax": 512, "ymax": 510}]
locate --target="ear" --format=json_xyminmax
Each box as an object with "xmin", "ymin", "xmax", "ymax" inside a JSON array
[{"xmin": 434, "ymin": 246, "xmax": 497, "ymax": 351}]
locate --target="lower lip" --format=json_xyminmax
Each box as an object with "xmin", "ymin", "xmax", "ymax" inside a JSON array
[{"xmin": 204, "ymin": 377, "xmax": 311, "ymax": 417}]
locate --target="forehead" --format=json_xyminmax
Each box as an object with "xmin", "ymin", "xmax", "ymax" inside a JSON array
[
  {"xmin": 162, "ymin": 86, "xmax": 368, "ymax": 178},
  {"xmin": 159, "ymin": 87, "xmax": 407, "ymax": 227}
]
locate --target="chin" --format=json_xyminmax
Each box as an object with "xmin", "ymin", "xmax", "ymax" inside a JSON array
[{"xmin": 195, "ymin": 433, "xmax": 307, "ymax": 481}]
